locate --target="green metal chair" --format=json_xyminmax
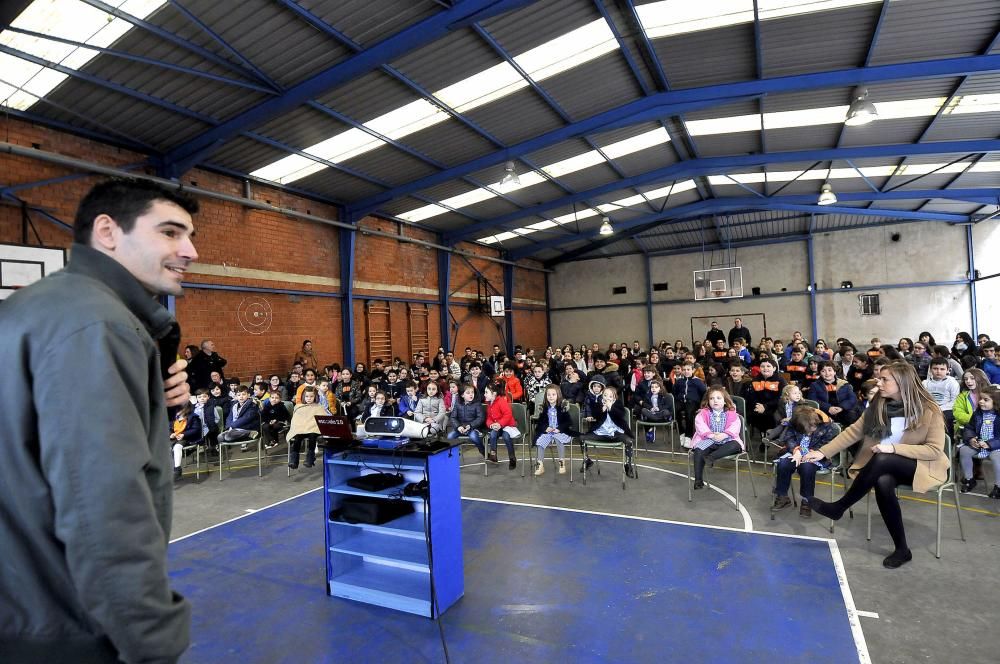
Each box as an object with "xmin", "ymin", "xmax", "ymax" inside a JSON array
[
  {"xmin": 217, "ymin": 405, "xmax": 263, "ymax": 480},
  {"xmin": 634, "ymin": 392, "xmax": 678, "ymax": 456},
  {"xmin": 800, "ymin": 399, "xmax": 821, "ymax": 410},
  {"xmin": 456, "ymin": 404, "xmax": 490, "ymax": 476},
  {"xmin": 865, "ymin": 434, "xmax": 965, "ymax": 558},
  {"xmin": 688, "ymin": 414, "xmax": 757, "ymax": 509},
  {"xmin": 521, "ymin": 401, "xmax": 572, "ymax": 481},
  {"xmin": 581, "ymin": 408, "xmax": 634, "ymax": 490}
]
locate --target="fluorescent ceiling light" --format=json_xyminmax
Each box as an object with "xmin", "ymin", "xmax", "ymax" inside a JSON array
[
  {"xmin": 0, "ymin": 0, "xmax": 166, "ymax": 110},
  {"xmin": 636, "ymin": 0, "xmax": 882, "ymax": 40},
  {"xmin": 250, "ymin": 19, "xmax": 619, "ymax": 184}
]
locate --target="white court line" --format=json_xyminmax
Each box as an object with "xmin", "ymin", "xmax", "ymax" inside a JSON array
[
  {"xmin": 828, "ymin": 539, "xmax": 873, "ymax": 664},
  {"xmin": 856, "ymin": 610, "xmax": 880, "ymax": 619},
  {"xmin": 169, "ymin": 487, "xmax": 322, "ymax": 544},
  {"xmin": 461, "ymin": 459, "xmax": 758, "ymax": 532}
]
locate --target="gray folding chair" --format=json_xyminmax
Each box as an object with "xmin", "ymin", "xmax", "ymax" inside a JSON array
[{"xmin": 688, "ymin": 414, "xmax": 757, "ymax": 509}]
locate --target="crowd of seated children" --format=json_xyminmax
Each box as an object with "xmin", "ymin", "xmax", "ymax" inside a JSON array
[
  {"xmin": 770, "ymin": 406, "xmax": 838, "ymax": 518},
  {"xmin": 175, "ymin": 327, "xmax": 1000, "ymax": 494}
]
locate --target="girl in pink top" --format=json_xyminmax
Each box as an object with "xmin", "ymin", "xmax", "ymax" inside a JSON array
[{"xmin": 689, "ymin": 387, "xmax": 745, "ymax": 489}]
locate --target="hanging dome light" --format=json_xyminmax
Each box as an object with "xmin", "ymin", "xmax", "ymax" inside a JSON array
[
  {"xmin": 845, "ymin": 89, "xmax": 878, "ymax": 126},
  {"xmin": 498, "ymin": 160, "xmax": 520, "ymax": 192},
  {"xmin": 817, "ymin": 182, "xmax": 838, "ymax": 206},
  {"xmin": 599, "ymin": 216, "xmax": 614, "ymax": 235}
]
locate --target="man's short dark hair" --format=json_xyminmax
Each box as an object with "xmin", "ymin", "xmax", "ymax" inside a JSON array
[
  {"xmin": 73, "ymin": 179, "xmax": 198, "ymax": 244},
  {"xmin": 929, "ymin": 357, "xmax": 949, "ymax": 368},
  {"xmin": 593, "ymin": 352, "xmax": 607, "ymax": 363},
  {"xmin": 236, "ymin": 385, "xmax": 250, "ymax": 395}
]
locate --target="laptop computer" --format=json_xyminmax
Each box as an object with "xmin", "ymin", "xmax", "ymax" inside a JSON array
[{"xmin": 315, "ymin": 415, "xmax": 356, "ymax": 452}]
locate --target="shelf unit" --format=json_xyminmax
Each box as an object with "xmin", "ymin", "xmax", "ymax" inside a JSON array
[{"xmin": 324, "ymin": 445, "xmax": 463, "ymax": 618}]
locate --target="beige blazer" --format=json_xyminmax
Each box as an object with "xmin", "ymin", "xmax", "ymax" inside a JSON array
[{"xmin": 818, "ymin": 405, "xmax": 949, "ymax": 493}]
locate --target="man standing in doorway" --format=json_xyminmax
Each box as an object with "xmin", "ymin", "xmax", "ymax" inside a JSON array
[
  {"xmin": 728, "ymin": 317, "xmax": 752, "ymax": 348},
  {"xmin": 0, "ymin": 179, "xmax": 196, "ymax": 663},
  {"xmin": 706, "ymin": 321, "xmax": 726, "ymax": 346}
]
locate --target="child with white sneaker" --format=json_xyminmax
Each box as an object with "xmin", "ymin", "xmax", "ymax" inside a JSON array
[{"xmin": 532, "ymin": 385, "xmax": 575, "ymax": 475}]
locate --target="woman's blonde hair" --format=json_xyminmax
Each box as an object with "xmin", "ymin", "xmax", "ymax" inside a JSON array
[{"xmin": 869, "ymin": 361, "xmax": 939, "ymax": 432}]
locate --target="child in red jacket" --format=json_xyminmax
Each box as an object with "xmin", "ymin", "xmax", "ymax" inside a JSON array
[{"xmin": 485, "ymin": 383, "xmax": 519, "ymax": 469}]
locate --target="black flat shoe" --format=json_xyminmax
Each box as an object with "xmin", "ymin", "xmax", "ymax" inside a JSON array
[
  {"xmin": 508, "ymin": 457, "xmax": 517, "ymax": 470},
  {"xmin": 693, "ymin": 480, "xmax": 705, "ymax": 490},
  {"xmin": 809, "ymin": 497, "xmax": 845, "ymax": 521},
  {"xmin": 960, "ymin": 479, "xmax": 976, "ymax": 494},
  {"xmin": 990, "ymin": 484, "xmax": 1000, "ymax": 500},
  {"xmin": 882, "ymin": 549, "xmax": 912, "ymax": 569},
  {"xmin": 625, "ymin": 463, "xmax": 636, "ymax": 479}
]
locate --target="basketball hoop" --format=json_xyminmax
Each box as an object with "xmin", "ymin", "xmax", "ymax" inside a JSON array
[{"xmin": 711, "ymin": 289, "xmax": 724, "ymax": 299}]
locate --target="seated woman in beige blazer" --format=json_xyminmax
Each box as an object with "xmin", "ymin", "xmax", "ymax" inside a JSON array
[{"xmin": 805, "ymin": 361, "xmax": 949, "ymax": 569}]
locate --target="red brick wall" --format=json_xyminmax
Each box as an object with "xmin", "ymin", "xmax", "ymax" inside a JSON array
[{"xmin": 0, "ymin": 116, "xmax": 547, "ymax": 378}]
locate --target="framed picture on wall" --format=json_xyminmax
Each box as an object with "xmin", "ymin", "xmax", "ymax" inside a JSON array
[{"xmin": 0, "ymin": 243, "xmax": 67, "ymax": 300}]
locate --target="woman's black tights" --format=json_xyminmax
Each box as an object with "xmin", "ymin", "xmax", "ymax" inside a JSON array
[{"xmin": 829, "ymin": 453, "xmax": 917, "ymax": 552}]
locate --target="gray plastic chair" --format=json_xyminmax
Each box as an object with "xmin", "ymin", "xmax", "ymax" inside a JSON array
[{"xmin": 634, "ymin": 392, "xmax": 678, "ymax": 455}]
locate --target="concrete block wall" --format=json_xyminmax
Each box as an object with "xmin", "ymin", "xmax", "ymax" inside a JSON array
[
  {"xmin": 0, "ymin": 117, "xmax": 547, "ymax": 380},
  {"xmin": 549, "ymin": 219, "xmax": 999, "ymax": 349}
]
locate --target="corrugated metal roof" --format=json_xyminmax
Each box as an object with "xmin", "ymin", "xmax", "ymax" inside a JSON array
[
  {"xmin": 760, "ymin": 4, "xmax": 880, "ymax": 77},
  {"xmin": 296, "ymin": 167, "xmax": 385, "ymax": 202},
  {"xmin": 656, "ymin": 24, "xmax": 756, "ymax": 89},
  {"xmin": 462, "ymin": 86, "xmax": 565, "ymax": 145},
  {"xmin": 390, "ymin": 27, "xmax": 505, "ymax": 95},
  {"xmin": 539, "ymin": 53, "xmax": 644, "ymax": 120},
  {"xmin": 302, "ymin": 0, "xmax": 441, "ymax": 48},
  {"xmin": 869, "ymin": 0, "xmax": 1000, "ymax": 65},
  {"xmin": 398, "ymin": 121, "xmax": 498, "ymax": 168},
  {"xmin": 480, "ymin": 0, "xmax": 601, "ymax": 56}
]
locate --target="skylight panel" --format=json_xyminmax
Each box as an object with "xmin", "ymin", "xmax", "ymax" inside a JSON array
[
  {"xmin": 950, "ymin": 93, "xmax": 1000, "ymax": 115},
  {"xmin": 0, "ymin": 0, "xmax": 166, "ymax": 111},
  {"xmin": 601, "ymin": 127, "xmax": 671, "ymax": 159},
  {"xmin": 250, "ymin": 154, "xmax": 326, "ymax": 185},
  {"xmin": 251, "ymin": 19, "xmax": 622, "ymax": 184},
  {"xmin": 636, "ymin": 0, "xmax": 882, "ymax": 39},
  {"xmin": 541, "ymin": 151, "xmax": 606, "ymax": 178}
]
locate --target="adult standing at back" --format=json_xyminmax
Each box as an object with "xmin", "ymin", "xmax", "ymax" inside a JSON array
[
  {"xmin": 0, "ymin": 179, "xmax": 196, "ymax": 662},
  {"xmin": 728, "ymin": 317, "xmax": 752, "ymax": 348},
  {"xmin": 294, "ymin": 339, "xmax": 319, "ymax": 372},
  {"xmin": 706, "ymin": 321, "xmax": 726, "ymax": 347},
  {"xmin": 187, "ymin": 338, "xmax": 227, "ymax": 390}
]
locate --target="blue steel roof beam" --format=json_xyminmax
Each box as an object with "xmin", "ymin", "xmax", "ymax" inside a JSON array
[
  {"xmin": 0, "ymin": 82, "xmax": 158, "ymax": 153},
  {"xmin": 882, "ymin": 154, "xmax": 977, "ymax": 193},
  {"xmin": 915, "ymin": 152, "xmax": 988, "ymax": 213},
  {"xmin": 752, "ymin": 0, "xmax": 768, "ymax": 163},
  {"xmin": 616, "ymin": 0, "xmax": 713, "ymax": 202},
  {"xmin": 274, "ymin": 0, "xmax": 583, "ymax": 231},
  {"xmin": 832, "ymin": 0, "xmax": 890, "ymax": 152},
  {"xmin": 844, "ymin": 158, "xmax": 880, "ymax": 193},
  {"xmin": 512, "ymin": 192, "xmax": 992, "ymax": 260},
  {"xmin": 162, "ymin": 0, "xmax": 537, "ymax": 176},
  {"xmin": 351, "ymin": 54, "xmax": 1000, "ymax": 218},
  {"xmin": 768, "ymin": 161, "xmax": 823, "ymax": 197},
  {"xmin": 1, "ymin": 162, "xmax": 146, "ymax": 197},
  {"xmin": 0, "ymin": 43, "xmax": 218, "ymax": 124},
  {"xmin": 470, "ymin": 23, "xmax": 658, "ymax": 215},
  {"xmin": 1, "ymin": 27, "xmax": 278, "ymax": 95},
  {"xmin": 166, "ymin": 0, "xmax": 283, "ymax": 92},
  {"xmin": 302, "ymin": 101, "xmax": 540, "ymax": 220},
  {"xmin": 448, "ymin": 139, "xmax": 1000, "ymax": 242},
  {"xmin": 878, "ymin": 28, "xmax": 1000, "ymax": 200},
  {"xmin": 76, "ymin": 0, "xmax": 271, "ymax": 85},
  {"xmin": 637, "ymin": 211, "xmax": 807, "ymax": 240},
  {"xmin": 242, "ymin": 132, "xmax": 492, "ymax": 227}
]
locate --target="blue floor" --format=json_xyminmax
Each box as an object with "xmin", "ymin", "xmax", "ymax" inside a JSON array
[{"xmin": 169, "ymin": 492, "xmax": 860, "ymax": 663}]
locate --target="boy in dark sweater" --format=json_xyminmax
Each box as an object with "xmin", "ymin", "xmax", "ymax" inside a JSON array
[{"xmin": 673, "ymin": 362, "xmax": 707, "ymax": 446}]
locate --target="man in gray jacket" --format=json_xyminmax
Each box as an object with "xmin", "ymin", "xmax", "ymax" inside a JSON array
[{"xmin": 0, "ymin": 179, "xmax": 198, "ymax": 663}]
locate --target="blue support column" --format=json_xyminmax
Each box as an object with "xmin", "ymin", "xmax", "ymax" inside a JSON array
[
  {"xmin": 503, "ymin": 262, "xmax": 515, "ymax": 356},
  {"xmin": 807, "ymin": 236, "xmax": 819, "ymax": 344},
  {"xmin": 644, "ymin": 253, "xmax": 654, "ymax": 350},
  {"xmin": 438, "ymin": 243, "xmax": 451, "ymax": 352},
  {"xmin": 967, "ymin": 224, "xmax": 979, "ymax": 339},
  {"xmin": 340, "ymin": 217, "xmax": 357, "ymax": 367}
]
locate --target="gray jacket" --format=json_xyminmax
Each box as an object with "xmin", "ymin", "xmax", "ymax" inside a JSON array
[{"xmin": 0, "ymin": 244, "xmax": 190, "ymax": 663}]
